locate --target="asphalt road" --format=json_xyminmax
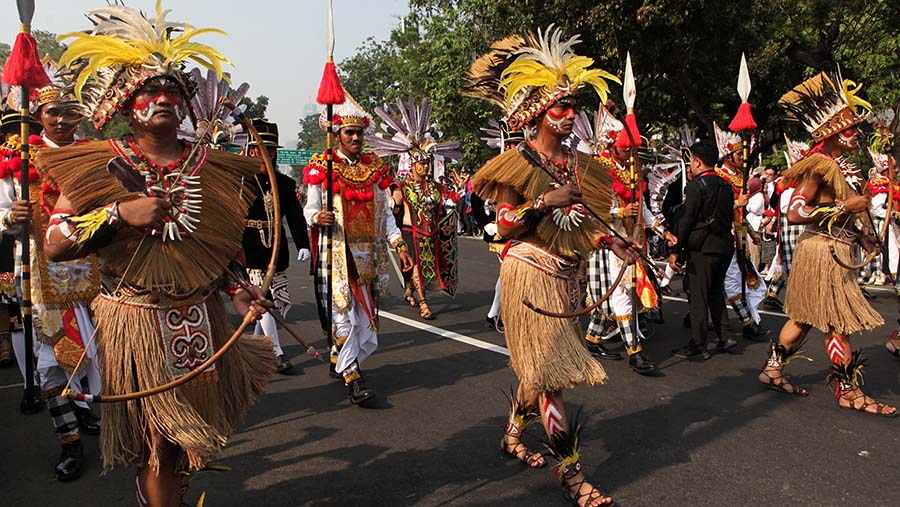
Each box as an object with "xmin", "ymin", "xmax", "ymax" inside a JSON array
[{"xmin": 2, "ymin": 237, "xmax": 899, "ymax": 506}]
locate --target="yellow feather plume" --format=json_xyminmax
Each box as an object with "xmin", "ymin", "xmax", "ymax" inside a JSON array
[{"xmin": 842, "ymin": 79, "xmax": 872, "ymax": 117}]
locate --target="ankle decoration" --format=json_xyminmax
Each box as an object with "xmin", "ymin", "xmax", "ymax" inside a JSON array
[
  {"xmin": 827, "ymin": 348, "xmax": 867, "ymax": 398},
  {"xmin": 765, "ymin": 339, "xmax": 812, "ymax": 369},
  {"xmin": 504, "ymin": 389, "xmax": 539, "ymax": 434},
  {"xmin": 342, "ymin": 361, "xmax": 362, "ymax": 384},
  {"xmin": 543, "ymin": 410, "xmax": 584, "ymax": 480}
]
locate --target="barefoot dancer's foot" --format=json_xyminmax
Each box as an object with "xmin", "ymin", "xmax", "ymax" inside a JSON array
[
  {"xmin": 560, "ymin": 462, "xmax": 614, "ymax": 507},
  {"xmin": 500, "ymin": 428, "xmax": 545, "ymax": 468},
  {"xmin": 758, "ymin": 365, "xmax": 808, "ymax": 396},
  {"xmin": 837, "ymin": 385, "xmax": 899, "ymax": 417}
]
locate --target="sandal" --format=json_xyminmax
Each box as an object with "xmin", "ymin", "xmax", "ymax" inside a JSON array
[
  {"xmin": 418, "ymin": 300, "xmax": 434, "ymax": 320},
  {"xmin": 404, "ymin": 287, "xmax": 417, "ymax": 307},
  {"xmin": 500, "ymin": 429, "xmax": 545, "ymax": 468},
  {"xmin": 758, "ymin": 367, "xmax": 808, "ymax": 396},
  {"xmin": 885, "ymin": 336, "xmax": 900, "ymax": 360},
  {"xmin": 838, "ymin": 388, "xmax": 899, "ymax": 418},
  {"xmin": 560, "ymin": 461, "xmax": 614, "ymax": 507}
]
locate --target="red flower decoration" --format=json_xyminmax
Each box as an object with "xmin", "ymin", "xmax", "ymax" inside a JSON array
[{"xmin": 361, "ymin": 154, "xmax": 372, "ymax": 164}]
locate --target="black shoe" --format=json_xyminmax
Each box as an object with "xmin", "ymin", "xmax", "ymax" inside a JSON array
[
  {"xmin": 56, "ymin": 440, "xmax": 84, "ymax": 482},
  {"xmin": 19, "ymin": 389, "xmax": 43, "ymax": 415},
  {"xmin": 275, "ymin": 354, "xmax": 293, "ymax": 374},
  {"xmin": 628, "ymin": 352, "xmax": 658, "ymax": 375},
  {"xmin": 682, "ymin": 313, "xmax": 691, "ymax": 329},
  {"xmin": 328, "ymin": 362, "xmax": 342, "ymax": 380},
  {"xmin": 346, "ymin": 378, "xmax": 376, "ymax": 405},
  {"xmin": 74, "ymin": 407, "xmax": 101, "ymax": 435},
  {"xmin": 585, "ymin": 340, "xmax": 623, "ymax": 361},
  {"xmin": 672, "ymin": 343, "xmax": 710, "ymax": 361},
  {"xmin": 763, "ymin": 296, "xmax": 784, "ymax": 312},
  {"xmin": 659, "ymin": 285, "xmax": 674, "ymax": 297},
  {"xmin": 861, "ymin": 288, "xmax": 875, "ymax": 300},
  {"xmin": 485, "ymin": 315, "xmax": 504, "ymax": 333},
  {"xmin": 714, "ymin": 337, "xmax": 739, "ymax": 353},
  {"xmin": 743, "ymin": 323, "xmax": 769, "ymax": 341}
]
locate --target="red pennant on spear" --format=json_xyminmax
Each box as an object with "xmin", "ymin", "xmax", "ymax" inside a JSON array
[
  {"xmin": 315, "ymin": 0, "xmax": 344, "ymax": 349},
  {"xmin": 2, "ymin": 0, "xmax": 50, "ymax": 414},
  {"xmin": 615, "ymin": 52, "xmax": 641, "ymax": 150}
]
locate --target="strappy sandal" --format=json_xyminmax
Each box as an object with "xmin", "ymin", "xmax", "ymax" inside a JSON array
[
  {"xmin": 500, "ymin": 430, "xmax": 545, "ymax": 468},
  {"xmin": 404, "ymin": 287, "xmax": 417, "ymax": 307},
  {"xmin": 560, "ymin": 461, "xmax": 614, "ymax": 507},
  {"xmin": 885, "ymin": 337, "xmax": 900, "ymax": 360},
  {"xmin": 759, "ymin": 368, "xmax": 808, "ymax": 397},
  {"xmin": 418, "ymin": 300, "xmax": 434, "ymax": 320},
  {"xmin": 838, "ymin": 389, "xmax": 899, "ymax": 418}
]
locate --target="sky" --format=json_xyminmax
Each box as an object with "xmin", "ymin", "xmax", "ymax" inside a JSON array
[{"xmin": 1, "ymin": 0, "xmax": 410, "ymax": 146}]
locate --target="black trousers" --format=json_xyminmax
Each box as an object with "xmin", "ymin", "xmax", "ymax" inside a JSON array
[{"xmin": 685, "ymin": 250, "xmax": 732, "ymax": 346}]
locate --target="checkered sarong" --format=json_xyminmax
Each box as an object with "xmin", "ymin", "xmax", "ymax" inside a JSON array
[
  {"xmin": 311, "ymin": 228, "xmax": 331, "ymax": 335},
  {"xmin": 249, "ymin": 270, "xmax": 292, "ymax": 316},
  {"xmin": 770, "ymin": 213, "xmax": 803, "ymax": 297},
  {"xmin": 586, "ymin": 250, "xmax": 614, "ymax": 340},
  {"xmin": 46, "ymin": 393, "xmax": 79, "ymax": 442}
]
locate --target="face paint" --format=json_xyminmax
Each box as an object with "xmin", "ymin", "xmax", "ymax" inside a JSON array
[
  {"xmin": 545, "ymin": 105, "xmax": 573, "ymax": 133},
  {"xmin": 837, "ymin": 127, "xmax": 858, "ymax": 149},
  {"xmin": 133, "ymin": 100, "xmax": 156, "ymax": 124}
]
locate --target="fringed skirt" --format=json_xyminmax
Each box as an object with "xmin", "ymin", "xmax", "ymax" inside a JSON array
[
  {"xmin": 92, "ymin": 279, "xmax": 274, "ymax": 473},
  {"xmin": 784, "ymin": 232, "xmax": 883, "ymax": 335},
  {"xmin": 500, "ymin": 242, "xmax": 607, "ymax": 393}
]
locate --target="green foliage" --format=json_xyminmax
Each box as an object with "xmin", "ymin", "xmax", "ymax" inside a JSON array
[
  {"xmin": 296, "ymin": 113, "xmax": 326, "ymax": 151},
  {"xmin": 324, "ymin": 0, "xmax": 900, "ymax": 165},
  {"xmin": 240, "ymin": 95, "xmax": 269, "ymax": 119}
]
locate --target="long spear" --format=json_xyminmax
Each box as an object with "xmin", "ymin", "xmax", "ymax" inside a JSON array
[
  {"xmin": 616, "ymin": 52, "xmax": 642, "ymax": 347},
  {"xmin": 728, "ymin": 53, "xmax": 757, "ymax": 303},
  {"xmin": 315, "ymin": 0, "xmax": 345, "ymax": 349},
  {"xmin": 2, "ymin": 0, "xmax": 51, "ymax": 413}
]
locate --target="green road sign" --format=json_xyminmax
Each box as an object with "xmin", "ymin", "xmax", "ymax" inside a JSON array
[{"xmin": 277, "ymin": 149, "xmax": 318, "ymax": 165}]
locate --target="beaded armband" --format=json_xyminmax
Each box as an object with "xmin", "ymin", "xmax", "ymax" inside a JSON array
[
  {"xmin": 497, "ymin": 199, "xmax": 547, "ymax": 228},
  {"xmin": 392, "ymin": 237, "xmax": 409, "ymax": 253}
]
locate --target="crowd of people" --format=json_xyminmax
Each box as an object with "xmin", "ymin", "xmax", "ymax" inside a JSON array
[{"xmin": 1, "ymin": 3, "xmax": 899, "ymax": 507}]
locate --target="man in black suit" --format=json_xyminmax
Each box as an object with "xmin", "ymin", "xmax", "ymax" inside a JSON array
[
  {"xmin": 243, "ymin": 119, "xmax": 311, "ymax": 373},
  {"xmin": 671, "ymin": 140, "xmax": 737, "ymax": 359}
]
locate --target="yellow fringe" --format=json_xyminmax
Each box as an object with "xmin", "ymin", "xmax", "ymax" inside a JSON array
[{"xmin": 68, "ymin": 207, "xmax": 108, "ymax": 244}]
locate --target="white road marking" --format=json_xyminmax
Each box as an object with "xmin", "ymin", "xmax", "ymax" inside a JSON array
[
  {"xmin": 0, "ymin": 382, "xmax": 23, "ymax": 390},
  {"xmin": 379, "ymin": 311, "xmax": 509, "ymax": 356}
]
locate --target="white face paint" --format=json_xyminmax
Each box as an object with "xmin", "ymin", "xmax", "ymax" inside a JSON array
[
  {"xmin": 174, "ymin": 104, "xmax": 186, "ymax": 122},
  {"xmin": 134, "ymin": 101, "xmax": 156, "ymax": 124},
  {"xmin": 837, "ymin": 128, "xmax": 858, "ymax": 149}
]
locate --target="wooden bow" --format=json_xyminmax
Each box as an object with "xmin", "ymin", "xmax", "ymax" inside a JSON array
[{"xmin": 63, "ymin": 102, "xmax": 283, "ymax": 403}]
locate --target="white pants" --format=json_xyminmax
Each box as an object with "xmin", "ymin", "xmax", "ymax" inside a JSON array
[
  {"xmin": 334, "ymin": 289, "xmax": 379, "ymax": 374},
  {"xmin": 12, "ymin": 304, "xmax": 100, "ymax": 409},
  {"xmin": 724, "ymin": 253, "xmax": 766, "ymax": 324}
]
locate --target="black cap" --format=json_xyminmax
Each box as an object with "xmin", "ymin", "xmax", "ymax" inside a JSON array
[{"xmin": 247, "ymin": 118, "xmax": 282, "ymax": 148}]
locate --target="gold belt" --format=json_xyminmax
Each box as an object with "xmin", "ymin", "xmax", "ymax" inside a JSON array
[{"xmin": 245, "ymin": 219, "xmax": 273, "ymax": 229}]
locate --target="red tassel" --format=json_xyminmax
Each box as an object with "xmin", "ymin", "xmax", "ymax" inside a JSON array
[
  {"xmin": 316, "ymin": 62, "xmax": 345, "ymax": 105},
  {"xmin": 2, "ymin": 32, "xmax": 51, "ymax": 88},
  {"xmin": 729, "ymin": 102, "xmax": 757, "ymax": 132},
  {"xmin": 615, "ymin": 113, "xmax": 642, "ymax": 149}
]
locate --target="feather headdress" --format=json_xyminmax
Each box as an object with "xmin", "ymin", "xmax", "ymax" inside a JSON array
[
  {"xmin": 369, "ymin": 95, "xmax": 463, "ymax": 163},
  {"xmin": 56, "ymin": 0, "xmax": 231, "ymax": 130},
  {"xmin": 177, "ymin": 68, "xmax": 248, "ymax": 149},
  {"xmin": 713, "ymin": 122, "xmax": 743, "ymax": 160},
  {"xmin": 465, "ymin": 25, "xmax": 619, "ymax": 132},
  {"xmin": 572, "ymin": 106, "xmax": 622, "ymax": 156},
  {"xmin": 779, "ymin": 71, "xmax": 872, "ymax": 142},
  {"xmin": 783, "ymin": 133, "xmax": 811, "ymax": 167}
]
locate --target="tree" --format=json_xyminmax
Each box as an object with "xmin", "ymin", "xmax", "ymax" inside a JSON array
[
  {"xmin": 296, "ymin": 113, "xmax": 326, "ymax": 151},
  {"xmin": 240, "ymin": 94, "xmax": 269, "ymax": 119},
  {"xmin": 0, "ymin": 29, "xmax": 68, "ymax": 64}
]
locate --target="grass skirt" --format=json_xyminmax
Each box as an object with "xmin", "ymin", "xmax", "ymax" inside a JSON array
[
  {"xmin": 500, "ymin": 242, "xmax": 607, "ymax": 393},
  {"xmin": 784, "ymin": 232, "xmax": 883, "ymax": 335},
  {"xmin": 93, "ymin": 288, "xmax": 274, "ymax": 473}
]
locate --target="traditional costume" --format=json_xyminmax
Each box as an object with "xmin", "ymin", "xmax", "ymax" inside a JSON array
[
  {"xmin": 369, "ymin": 96, "xmax": 461, "ymax": 319},
  {"xmin": 762, "ymin": 71, "xmax": 891, "ymax": 415},
  {"xmin": 242, "ymin": 119, "xmax": 310, "ymax": 373},
  {"xmin": 857, "ymin": 148, "xmax": 898, "ymax": 287},
  {"xmin": 303, "ymin": 93, "xmax": 400, "ymax": 404},
  {"xmin": 468, "ymin": 26, "xmax": 622, "ymax": 505},
  {"xmin": 713, "ymin": 122, "xmax": 768, "ymax": 338},
  {"xmin": 0, "ymin": 60, "xmax": 103, "ymax": 481},
  {"xmin": 39, "ymin": 3, "xmax": 274, "ymax": 477},
  {"xmin": 571, "ymin": 106, "xmax": 664, "ymax": 372}
]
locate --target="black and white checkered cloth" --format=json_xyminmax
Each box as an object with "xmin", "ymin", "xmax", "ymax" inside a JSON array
[
  {"xmin": 586, "ymin": 251, "xmax": 614, "ymax": 340},
  {"xmin": 312, "ymin": 231, "xmax": 331, "ymax": 335},
  {"xmin": 46, "ymin": 393, "xmax": 79, "ymax": 441},
  {"xmin": 770, "ymin": 213, "xmax": 803, "ymax": 297}
]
